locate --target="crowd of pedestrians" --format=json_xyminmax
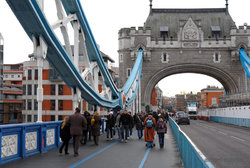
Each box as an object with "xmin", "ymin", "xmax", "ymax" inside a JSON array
[{"xmin": 59, "ymin": 107, "xmax": 169, "ymax": 157}]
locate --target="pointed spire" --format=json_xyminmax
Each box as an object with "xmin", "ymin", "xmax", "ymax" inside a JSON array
[
  {"xmin": 225, "ymin": 0, "xmax": 229, "ymax": 14},
  {"xmin": 149, "ymin": 0, "xmax": 153, "ymax": 14}
]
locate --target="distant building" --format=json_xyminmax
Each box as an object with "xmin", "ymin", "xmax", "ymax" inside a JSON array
[
  {"xmin": 0, "ymin": 33, "xmax": 4, "ymax": 123},
  {"xmin": 2, "ymin": 63, "xmax": 23, "ymax": 124},
  {"xmin": 174, "ymin": 92, "xmax": 199, "ymax": 111},
  {"xmin": 22, "ymin": 49, "xmax": 116, "ymax": 122},
  {"xmin": 200, "ymin": 86, "xmax": 224, "ymax": 108},
  {"xmin": 175, "ymin": 94, "xmax": 185, "ymax": 111},
  {"xmin": 151, "ymin": 85, "xmax": 163, "ymax": 111},
  {"xmin": 163, "ymin": 96, "xmax": 175, "ymax": 112}
]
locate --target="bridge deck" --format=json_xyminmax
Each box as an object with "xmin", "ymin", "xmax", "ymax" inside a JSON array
[{"xmin": 2, "ymin": 125, "xmax": 182, "ymax": 168}]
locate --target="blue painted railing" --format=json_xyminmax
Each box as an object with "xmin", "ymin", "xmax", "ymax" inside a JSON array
[
  {"xmin": 210, "ymin": 116, "xmax": 250, "ymax": 127},
  {"xmin": 0, "ymin": 122, "xmax": 62, "ymax": 165},
  {"xmin": 169, "ymin": 118, "xmax": 214, "ymax": 168},
  {"xmin": 0, "ymin": 119, "xmax": 107, "ymax": 165}
]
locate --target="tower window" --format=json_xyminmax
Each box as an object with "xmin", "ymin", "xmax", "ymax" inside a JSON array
[
  {"xmin": 213, "ymin": 52, "xmax": 221, "ymax": 63},
  {"xmin": 161, "ymin": 53, "xmax": 169, "ymax": 63},
  {"xmin": 160, "ymin": 26, "xmax": 168, "ymax": 41},
  {"xmin": 120, "ymin": 54, "xmax": 123, "ymax": 63},
  {"xmin": 127, "ymin": 68, "xmax": 131, "ymax": 78},
  {"xmin": 211, "ymin": 26, "xmax": 221, "ymax": 40}
]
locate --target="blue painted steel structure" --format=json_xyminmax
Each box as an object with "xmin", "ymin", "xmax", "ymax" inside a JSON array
[
  {"xmin": 239, "ymin": 49, "xmax": 250, "ymax": 79},
  {"xmin": 0, "ymin": 122, "xmax": 61, "ymax": 165},
  {"xmin": 0, "ymin": 120, "xmax": 107, "ymax": 165},
  {"xmin": 210, "ymin": 116, "xmax": 250, "ymax": 128},
  {"xmin": 6, "ymin": 0, "xmax": 143, "ymax": 109},
  {"xmin": 169, "ymin": 118, "xmax": 215, "ymax": 168}
]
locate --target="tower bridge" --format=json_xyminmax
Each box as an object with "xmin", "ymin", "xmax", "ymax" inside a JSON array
[
  {"xmin": 1, "ymin": 0, "xmax": 250, "ymax": 167},
  {"xmin": 118, "ymin": 0, "xmax": 250, "ymax": 111}
]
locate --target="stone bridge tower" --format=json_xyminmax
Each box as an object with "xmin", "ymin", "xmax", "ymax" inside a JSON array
[{"xmin": 118, "ymin": 1, "xmax": 250, "ymax": 111}]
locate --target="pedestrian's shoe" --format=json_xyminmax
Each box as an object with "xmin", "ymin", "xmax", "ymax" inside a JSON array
[
  {"xmin": 65, "ymin": 152, "xmax": 69, "ymax": 155},
  {"xmin": 74, "ymin": 154, "xmax": 78, "ymax": 157},
  {"xmin": 59, "ymin": 148, "xmax": 62, "ymax": 154},
  {"xmin": 125, "ymin": 140, "xmax": 128, "ymax": 143}
]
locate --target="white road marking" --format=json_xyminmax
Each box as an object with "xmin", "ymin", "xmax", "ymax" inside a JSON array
[
  {"xmin": 218, "ymin": 131, "xmax": 228, "ymax": 136},
  {"xmin": 230, "ymin": 136, "xmax": 246, "ymax": 142}
]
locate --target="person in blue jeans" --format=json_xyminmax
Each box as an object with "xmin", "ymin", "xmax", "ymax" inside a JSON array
[
  {"xmin": 134, "ymin": 112, "xmax": 144, "ymax": 139},
  {"xmin": 106, "ymin": 112, "xmax": 115, "ymax": 140},
  {"xmin": 155, "ymin": 116, "xmax": 167, "ymax": 148},
  {"xmin": 115, "ymin": 112, "xmax": 122, "ymax": 140},
  {"xmin": 119, "ymin": 110, "xmax": 131, "ymax": 143}
]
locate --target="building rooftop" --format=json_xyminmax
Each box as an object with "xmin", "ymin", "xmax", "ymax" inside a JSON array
[{"xmin": 145, "ymin": 1, "xmax": 235, "ymax": 39}]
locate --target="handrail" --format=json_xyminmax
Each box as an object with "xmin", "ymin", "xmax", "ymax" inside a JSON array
[{"xmin": 169, "ymin": 117, "xmax": 215, "ymax": 168}]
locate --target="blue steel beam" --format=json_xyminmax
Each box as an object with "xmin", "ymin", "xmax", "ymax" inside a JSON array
[
  {"xmin": 122, "ymin": 49, "xmax": 144, "ymax": 96},
  {"xmin": 61, "ymin": 0, "xmax": 119, "ymax": 98},
  {"xmin": 6, "ymin": 0, "xmax": 144, "ymax": 109},
  {"xmin": 125, "ymin": 56, "xmax": 143, "ymax": 106},
  {"xmin": 6, "ymin": 0, "xmax": 119, "ymax": 108},
  {"xmin": 239, "ymin": 49, "xmax": 250, "ymax": 79}
]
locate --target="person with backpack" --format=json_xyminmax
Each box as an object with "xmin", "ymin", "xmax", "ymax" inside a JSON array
[
  {"xmin": 156, "ymin": 116, "xmax": 167, "ymax": 148},
  {"xmin": 144, "ymin": 114, "xmax": 156, "ymax": 148}
]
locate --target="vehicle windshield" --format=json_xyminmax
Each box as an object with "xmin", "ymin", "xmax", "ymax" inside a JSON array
[{"xmin": 177, "ymin": 112, "xmax": 185, "ymax": 117}]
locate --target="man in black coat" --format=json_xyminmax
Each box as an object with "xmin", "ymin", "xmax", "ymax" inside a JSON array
[
  {"xmin": 106, "ymin": 112, "xmax": 115, "ymax": 140},
  {"xmin": 119, "ymin": 110, "xmax": 131, "ymax": 142},
  {"xmin": 68, "ymin": 107, "xmax": 87, "ymax": 157}
]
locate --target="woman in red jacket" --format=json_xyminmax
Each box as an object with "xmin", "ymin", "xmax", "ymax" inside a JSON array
[{"xmin": 144, "ymin": 114, "xmax": 156, "ymax": 148}]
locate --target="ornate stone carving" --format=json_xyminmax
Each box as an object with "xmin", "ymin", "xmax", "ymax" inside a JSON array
[
  {"xmin": 183, "ymin": 42, "xmax": 198, "ymax": 47},
  {"xmin": 46, "ymin": 129, "xmax": 55, "ymax": 146},
  {"xmin": 1, "ymin": 134, "xmax": 18, "ymax": 158},
  {"xmin": 182, "ymin": 18, "xmax": 199, "ymax": 41},
  {"xmin": 25, "ymin": 132, "xmax": 37, "ymax": 151}
]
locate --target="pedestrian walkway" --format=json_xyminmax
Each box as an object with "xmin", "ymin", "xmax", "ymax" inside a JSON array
[{"xmin": 2, "ymin": 125, "xmax": 182, "ymax": 168}]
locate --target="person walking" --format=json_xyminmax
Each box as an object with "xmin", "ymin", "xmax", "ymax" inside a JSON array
[
  {"xmin": 119, "ymin": 110, "xmax": 130, "ymax": 142},
  {"xmin": 91, "ymin": 111, "xmax": 102, "ymax": 145},
  {"xmin": 144, "ymin": 114, "xmax": 156, "ymax": 148},
  {"xmin": 134, "ymin": 112, "xmax": 144, "ymax": 139},
  {"xmin": 156, "ymin": 116, "xmax": 167, "ymax": 148},
  {"xmin": 128, "ymin": 112, "xmax": 134, "ymax": 138},
  {"xmin": 68, "ymin": 107, "xmax": 87, "ymax": 157},
  {"xmin": 106, "ymin": 112, "xmax": 115, "ymax": 140},
  {"xmin": 81, "ymin": 111, "xmax": 91, "ymax": 145},
  {"xmin": 59, "ymin": 116, "xmax": 71, "ymax": 155},
  {"xmin": 115, "ymin": 111, "xmax": 122, "ymax": 140}
]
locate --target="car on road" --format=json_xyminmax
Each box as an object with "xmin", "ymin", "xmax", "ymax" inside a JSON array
[{"xmin": 175, "ymin": 111, "xmax": 190, "ymax": 125}]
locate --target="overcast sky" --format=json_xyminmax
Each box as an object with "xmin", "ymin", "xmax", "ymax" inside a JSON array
[{"xmin": 0, "ymin": 0, "xmax": 249, "ymax": 96}]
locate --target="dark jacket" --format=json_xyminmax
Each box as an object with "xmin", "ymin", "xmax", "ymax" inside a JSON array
[
  {"xmin": 129, "ymin": 115, "xmax": 134, "ymax": 129},
  {"xmin": 68, "ymin": 112, "xmax": 87, "ymax": 136},
  {"xmin": 134, "ymin": 114, "xmax": 143, "ymax": 130},
  {"xmin": 119, "ymin": 113, "xmax": 131, "ymax": 126},
  {"xmin": 84, "ymin": 113, "xmax": 92, "ymax": 131},
  {"xmin": 60, "ymin": 123, "xmax": 71, "ymax": 141},
  {"xmin": 106, "ymin": 115, "xmax": 115, "ymax": 129},
  {"xmin": 92, "ymin": 115, "xmax": 102, "ymax": 136}
]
